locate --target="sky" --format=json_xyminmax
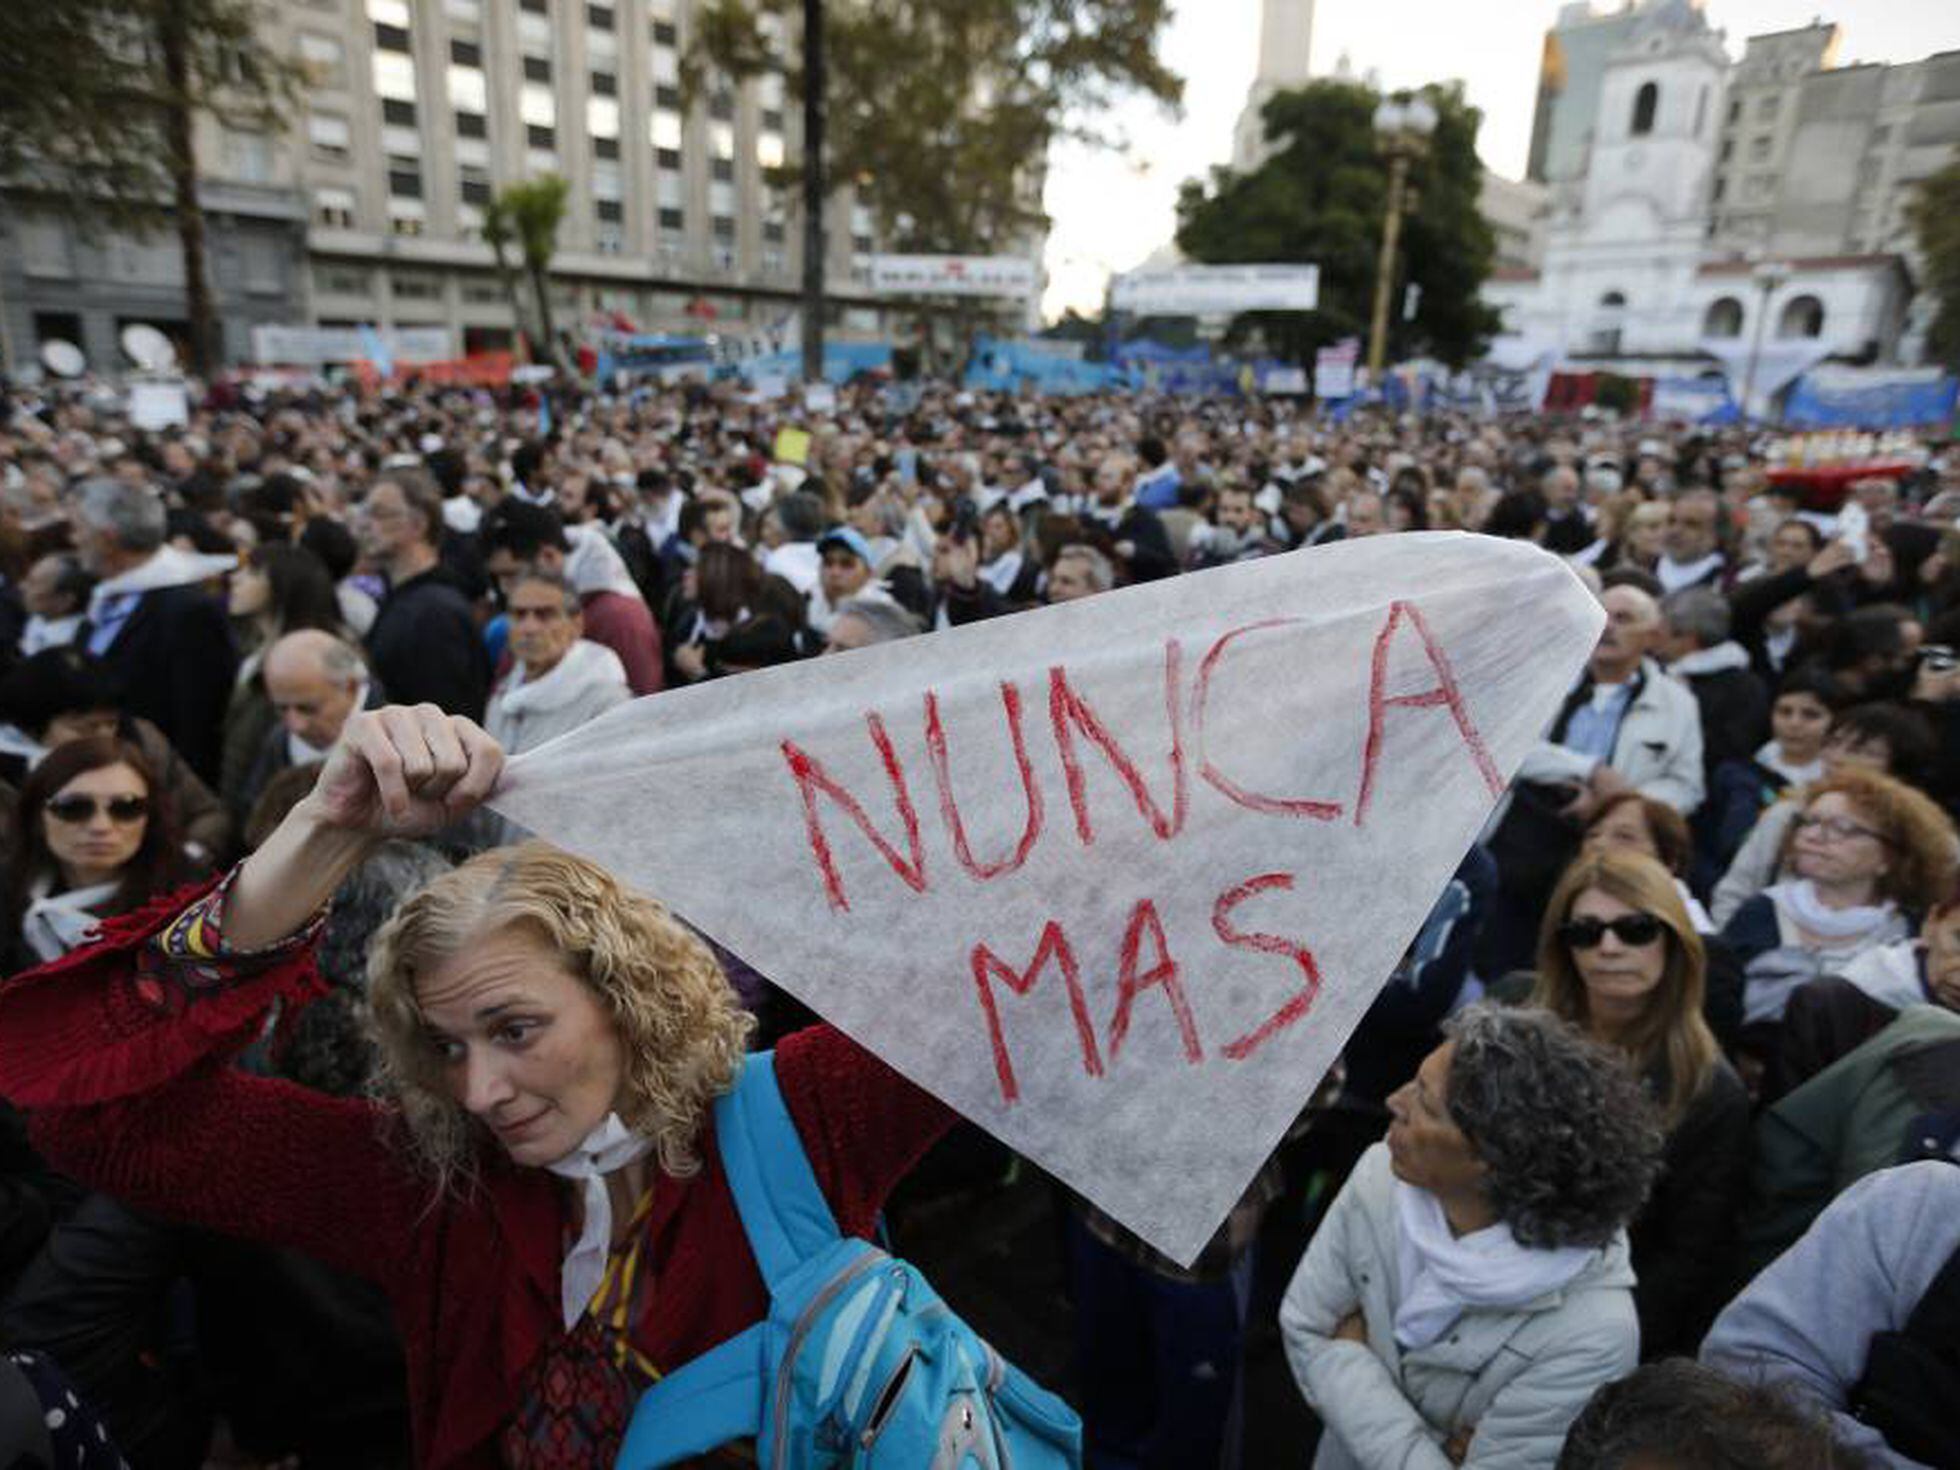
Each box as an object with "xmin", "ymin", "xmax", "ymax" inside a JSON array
[{"xmin": 1039, "ymin": 0, "xmax": 1960, "ymax": 321}]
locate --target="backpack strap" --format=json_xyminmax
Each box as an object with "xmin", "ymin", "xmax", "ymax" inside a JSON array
[
  {"xmin": 715, "ymin": 1049, "xmax": 843, "ymax": 1291},
  {"xmin": 614, "ymin": 1052, "xmax": 839, "ymax": 1468},
  {"xmin": 616, "ymin": 1325, "xmax": 766, "ymax": 1467}
]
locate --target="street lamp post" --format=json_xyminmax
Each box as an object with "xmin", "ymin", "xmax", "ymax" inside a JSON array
[
  {"xmin": 1366, "ymin": 95, "xmax": 1438, "ymax": 387},
  {"xmin": 1739, "ymin": 258, "xmax": 1787, "ymax": 422}
]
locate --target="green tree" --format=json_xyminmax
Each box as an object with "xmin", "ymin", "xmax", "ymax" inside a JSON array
[
  {"xmin": 0, "ymin": 1, "xmax": 301, "ymax": 377},
  {"xmin": 486, "ymin": 175, "xmax": 572, "ymax": 372},
  {"xmin": 1175, "ymin": 79, "xmax": 1499, "ymax": 371},
  {"xmin": 1909, "ymin": 151, "xmax": 1960, "ymax": 371},
  {"xmin": 687, "ymin": 0, "xmax": 1181, "ymax": 367}
]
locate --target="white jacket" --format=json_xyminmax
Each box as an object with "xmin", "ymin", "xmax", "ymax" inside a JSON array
[
  {"xmin": 1515, "ymin": 659, "xmax": 1705, "ymax": 815},
  {"xmin": 1281, "ymin": 1145, "xmax": 1638, "ymax": 1470}
]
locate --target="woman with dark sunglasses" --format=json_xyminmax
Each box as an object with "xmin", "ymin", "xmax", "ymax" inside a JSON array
[
  {"xmin": 2, "ymin": 737, "xmax": 197, "ymax": 976},
  {"xmin": 1529, "ymin": 849, "xmax": 1751, "ymax": 1356}
]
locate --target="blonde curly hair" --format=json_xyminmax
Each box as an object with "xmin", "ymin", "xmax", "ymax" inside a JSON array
[{"xmin": 367, "ymin": 841, "xmax": 754, "ymax": 1188}]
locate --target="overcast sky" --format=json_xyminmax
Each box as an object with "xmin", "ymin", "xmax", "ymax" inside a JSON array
[{"xmin": 1039, "ymin": 0, "xmax": 1960, "ymax": 320}]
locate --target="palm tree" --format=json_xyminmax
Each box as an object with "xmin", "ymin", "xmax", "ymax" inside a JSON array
[{"xmin": 487, "ymin": 175, "xmax": 571, "ymax": 371}]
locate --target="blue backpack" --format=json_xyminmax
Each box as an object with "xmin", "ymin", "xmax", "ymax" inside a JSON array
[{"xmin": 615, "ymin": 1051, "xmax": 1082, "ymax": 1469}]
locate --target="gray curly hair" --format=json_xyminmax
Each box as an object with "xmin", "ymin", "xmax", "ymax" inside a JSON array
[{"xmin": 1444, "ymin": 1004, "xmax": 1663, "ymax": 1250}]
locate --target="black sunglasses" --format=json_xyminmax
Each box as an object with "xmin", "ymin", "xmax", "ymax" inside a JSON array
[
  {"xmin": 1558, "ymin": 913, "xmax": 1666, "ymax": 950},
  {"xmin": 45, "ymin": 794, "xmax": 150, "ymax": 826}
]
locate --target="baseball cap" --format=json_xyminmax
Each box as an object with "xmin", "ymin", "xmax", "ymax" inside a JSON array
[{"xmin": 817, "ymin": 526, "xmax": 874, "ymax": 564}]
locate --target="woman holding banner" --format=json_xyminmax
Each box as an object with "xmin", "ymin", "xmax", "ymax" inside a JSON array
[
  {"xmin": 0, "ymin": 706, "xmax": 955, "ymax": 1468},
  {"xmin": 1279, "ymin": 1005, "xmax": 1663, "ymax": 1470}
]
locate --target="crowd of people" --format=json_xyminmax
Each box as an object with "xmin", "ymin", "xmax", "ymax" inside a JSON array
[{"xmin": 1, "ymin": 369, "xmax": 1958, "ymax": 1470}]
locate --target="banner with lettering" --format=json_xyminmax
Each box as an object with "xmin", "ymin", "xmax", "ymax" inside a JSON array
[{"xmin": 489, "ymin": 534, "xmax": 1602, "ymax": 1263}]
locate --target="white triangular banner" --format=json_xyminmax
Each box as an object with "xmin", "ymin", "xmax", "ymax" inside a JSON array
[{"xmin": 489, "ymin": 532, "xmax": 1603, "ymax": 1264}]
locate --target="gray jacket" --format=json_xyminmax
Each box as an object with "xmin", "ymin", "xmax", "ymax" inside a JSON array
[
  {"xmin": 1515, "ymin": 658, "xmax": 1705, "ymax": 816},
  {"xmin": 1703, "ymin": 1161, "xmax": 1960, "ymax": 1470},
  {"xmin": 1280, "ymin": 1145, "xmax": 1639, "ymax": 1470}
]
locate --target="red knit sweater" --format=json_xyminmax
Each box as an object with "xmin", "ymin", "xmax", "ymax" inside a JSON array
[{"xmin": 0, "ymin": 877, "xmax": 953, "ymax": 1469}]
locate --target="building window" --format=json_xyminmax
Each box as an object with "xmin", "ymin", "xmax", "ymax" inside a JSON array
[
  {"xmin": 463, "ymin": 279, "xmax": 504, "ymax": 304},
  {"xmin": 652, "ymin": 20, "xmax": 677, "ymax": 45},
  {"xmin": 591, "ymin": 69, "xmax": 616, "ymax": 96},
  {"xmin": 455, "ymin": 109, "xmax": 487, "ymax": 138},
  {"xmin": 709, "ymin": 90, "xmax": 735, "ymax": 121},
  {"xmin": 761, "ymin": 108, "xmax": 784, "ymax": 133},
  {"xmin": 1712, "ymin": 175, "xmax": 1725, "ymax": 201},
  {"xmin": 388, "ymin": 163, "xmax": 423, "ymax": 198},
  {"xmin": 852, "ymin": 233, "xmax": 873, "ymax": 255},
  {"xmin": 658, "ymin": 207, "xmax": 684, "ymax": 231},
  {"xmin": 373, "ymin": 22, "xmax": 410, "ymax": 52},
  {"xmin": 392, "ymin": 271, "xmax": 444, "ymax": 301},
  {"xmin": 1630, "ymin": 81, "xmax": 1657, "ymax": 136},
  {"xmin": 763, "ymin": 219, "xmax": 785, "ymax": 245},
  {"xmin": 711, "ymin": 157, "xmax": 734, "ymax": 182},
  {"xmin": 712, "ymin": 215, "xmax": 736, "ymax": 240},
  {"xmin": 313, "ymin": 264, "xmax": 370, "ymax": 296},
  {"xmin": 655, "ymin": 84, "xmax": 681, "ymax": 109},
  {"xmin": 390, "ymin": 211, "xmax": 425, "ymax": 237},
  {"xmin": 527, "ymin": 124, "xmax": 555, "ymax": 149},
  {"xmin": 314, "ymin": 188, "xmax": 357, "ymax": 228},
  {"xmin": 1719, "ymin": 139, "xmax": 1732, "ymax": 162},
  {"xmin": 588, "ymin": 3, "xmax": 613, "ymax": 27},
  {"xmin": 459, "ymin": 165, "xmax": 491, "ymax": 205},
  {"xmin": 596, "ymin": 199, "xmax": 623, "ymax": 223},
  {"xmin": 1702, "ymin": 297, "xmax": 1744, "ymax": 338},
  {"xmin": 656, "ymin": 146, "xmax": 681, "ymax": 170},
  {"xmin": 450, "ymin": 39, "xmax": 481, "ymax": 65},
  {"xmin": 594, "ymin": 135, "xmax": 619, "ymax": 160},
  {"xmin": 307, "ymin": 112, "xmax": 352, "ymax": 162},
  {"xmin": 1871, "ymin": 124, "xmax": 1891, "ymax": 145},
  {"xmin": 520, "ymin": 0, "xmax": 548, "ymax": 12},
  {"xmin": 1727, "ymin": 100, "xmax": 1741, "ymax": 124},
  {"xmin": 523, "ymin": 55, "xmax": 552, "ymax": 82},
  {"xmin": 298, "ymin": 33, "xmax": 345, "ymax": 86},
  {"xmin": 1756, "ymin": 94, "xmax": 1779, "ymax": 120},
  {"xmin": 1777, "ymin": 295, "xmax": 1824, "ymax": 339},
  {"xmin": 1749, "ymin": 135, "xmax": 1771, "ymax": 162},
  {"xmin": 382, "ymin": 97, "xmax": 417, "ymax": 127}
]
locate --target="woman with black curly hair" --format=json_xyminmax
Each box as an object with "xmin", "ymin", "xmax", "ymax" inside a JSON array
[{"xmin": 1280, "ymin": 1004, "xmax": 1665, "ymax": 1470}]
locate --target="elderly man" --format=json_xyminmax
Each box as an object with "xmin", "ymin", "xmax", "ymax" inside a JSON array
[
  {"xmin": 1657, "ymin": 488, "xmax": 1728, "ymax": 594},
  {"xmin": 1520, "ymin": 583, "xmax": 1705, "ymax": 817},
  {"xmin": 479, "ymin": 499, "xmax": 663, "ymax": 695},
  {"xmin": 1541, "ymin": 463, "xmax": 1595, "ymax": 555},
  {"xmin": 482, "ymin": 565, "xmax": 630, "ymax": 844},
  {"xmin": 1046, "ymin": 543, "xmax": 1115, "ymax": 604},
  {"xmin": 71, "ymin": 477, "xmax": 237, "ymax": 783},
  {"xmin": 360, "ymin": 466, "xmax": 490, "ymax": 719},
  {"xmin": 237, "ymin": 629, "xmax": 377, "ymax": 820}
]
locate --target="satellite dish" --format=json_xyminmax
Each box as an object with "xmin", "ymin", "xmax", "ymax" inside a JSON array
[
  {"xmin": 121, "ymin": 323, "xmax": 178, "ymax": 372},
  {"xmin": 39, "ymin": 339, "xmax": 86, "ymax": 378}
]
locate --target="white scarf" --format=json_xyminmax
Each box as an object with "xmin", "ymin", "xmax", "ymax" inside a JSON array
[
  {"xmin": 1393, "ymin": 1182, "xmax": 1595, "ymax": 1349},
  {"xmin": 1765, "ymin": 879, "xmax": 1896, "ymax": 941},
  {"xmin": 1754, "ymin": 739, "xmax": 1824, "ymax": 789},
  {"xmin": 545, "ymin": 1113, "xmax": 652, "ymax": 1329},
  {"xmin": 22, "ymin": 876, "xmax": 121, "ymax": 963},
  {"xmin": 85, "ymin": 545, "xmax": 238, "ymax": 622},
  {"xmin": 1655, "ymin": 550, "xmax": 1724, "ymax": 594}
]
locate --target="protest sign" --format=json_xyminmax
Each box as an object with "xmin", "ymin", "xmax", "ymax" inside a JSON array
[
  {"xmin": 128, "ymin": 381, "xmax": 189, "ymax": 430},
  {"xmin": 772, "ymin": 427, "xmax": 812, "ymax": 466},
  {"xmin": 489, "ymin": 534, "xmax": 1602, "ymax": 1264},
  {"xmin": 1112, "ymin": 264, "xmax": 1320, "ymax": 316}
]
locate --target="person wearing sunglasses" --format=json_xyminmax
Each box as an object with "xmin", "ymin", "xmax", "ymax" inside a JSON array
[
  {"xmin": 2, "ymin": 736, "xmax": 194, "ymax": 975},
  {"xmin": 1530, "ymin": 850, "xmax": 1751, "ymax": 1357},
  {"xmin": 1717, "ymin": 766, "xmax": 1957, "ymax": 1036}
]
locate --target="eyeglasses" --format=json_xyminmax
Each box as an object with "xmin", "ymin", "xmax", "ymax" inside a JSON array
[
  {"xmin": 1795, "ymin": 814, "xmax": 1890, "ymax": 845},
  {"xmin": 1558, "ymin": 913, "xmax": 1666, "ymax": 950},
  {"xmin": 45, "ymin": 794, "xmax": 149, "ymax": 826}
]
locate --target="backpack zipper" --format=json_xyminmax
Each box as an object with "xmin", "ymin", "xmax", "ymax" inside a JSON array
[{"xmin": 770, "ymin": 1250, "xmax": 886, "ymax": 1468}]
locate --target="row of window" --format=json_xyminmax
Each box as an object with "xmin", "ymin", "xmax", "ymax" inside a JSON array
[
  {"xmin": 315, "ymin": 186, "xmax": 784, "ymax": 243},
  {"xmin": 311, "ymin": 113, "xmax": 781, "ymax": 174}
]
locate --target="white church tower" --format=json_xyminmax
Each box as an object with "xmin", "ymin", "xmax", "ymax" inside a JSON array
[
  {"xmin": 1231, "ymin": 0, "xmax": 1317, "ymax": 172},
  {"xmin": 1521, "ymin": 0, "xmax": 1728, "ymax": 353}
]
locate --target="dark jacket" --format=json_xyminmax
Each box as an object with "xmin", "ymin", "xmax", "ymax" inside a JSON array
[
  {"xmin": 1679, "ymin": 662, "xmax": 1769, "ymax": 784},
  {"xmin": 91, "ymin": 585, "xmax": 238, "ymax": 786},
  {"xmin": 365, "ymin": 566, "xmax": 488, "ymax": 721},
  {"xmin": 1631, "ymin": 1057, "xmax": 1752, "ymax": 1356}
]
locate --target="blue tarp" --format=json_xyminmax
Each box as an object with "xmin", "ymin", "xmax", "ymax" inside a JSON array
[
  {"xmin": 734, "ymin": 342, "xmax": 893, "ymax": 385},
  {"xmin": 1783, "ymin": 369, "xmax": 1959, "ymax": 429},
  {"xmin": 1650, "ymin": 375, "xmax": 1740, "ymax": 426},
  {"xmin": 965, "ymin": 337, "xmax": 1124, "ymax": 395}
]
